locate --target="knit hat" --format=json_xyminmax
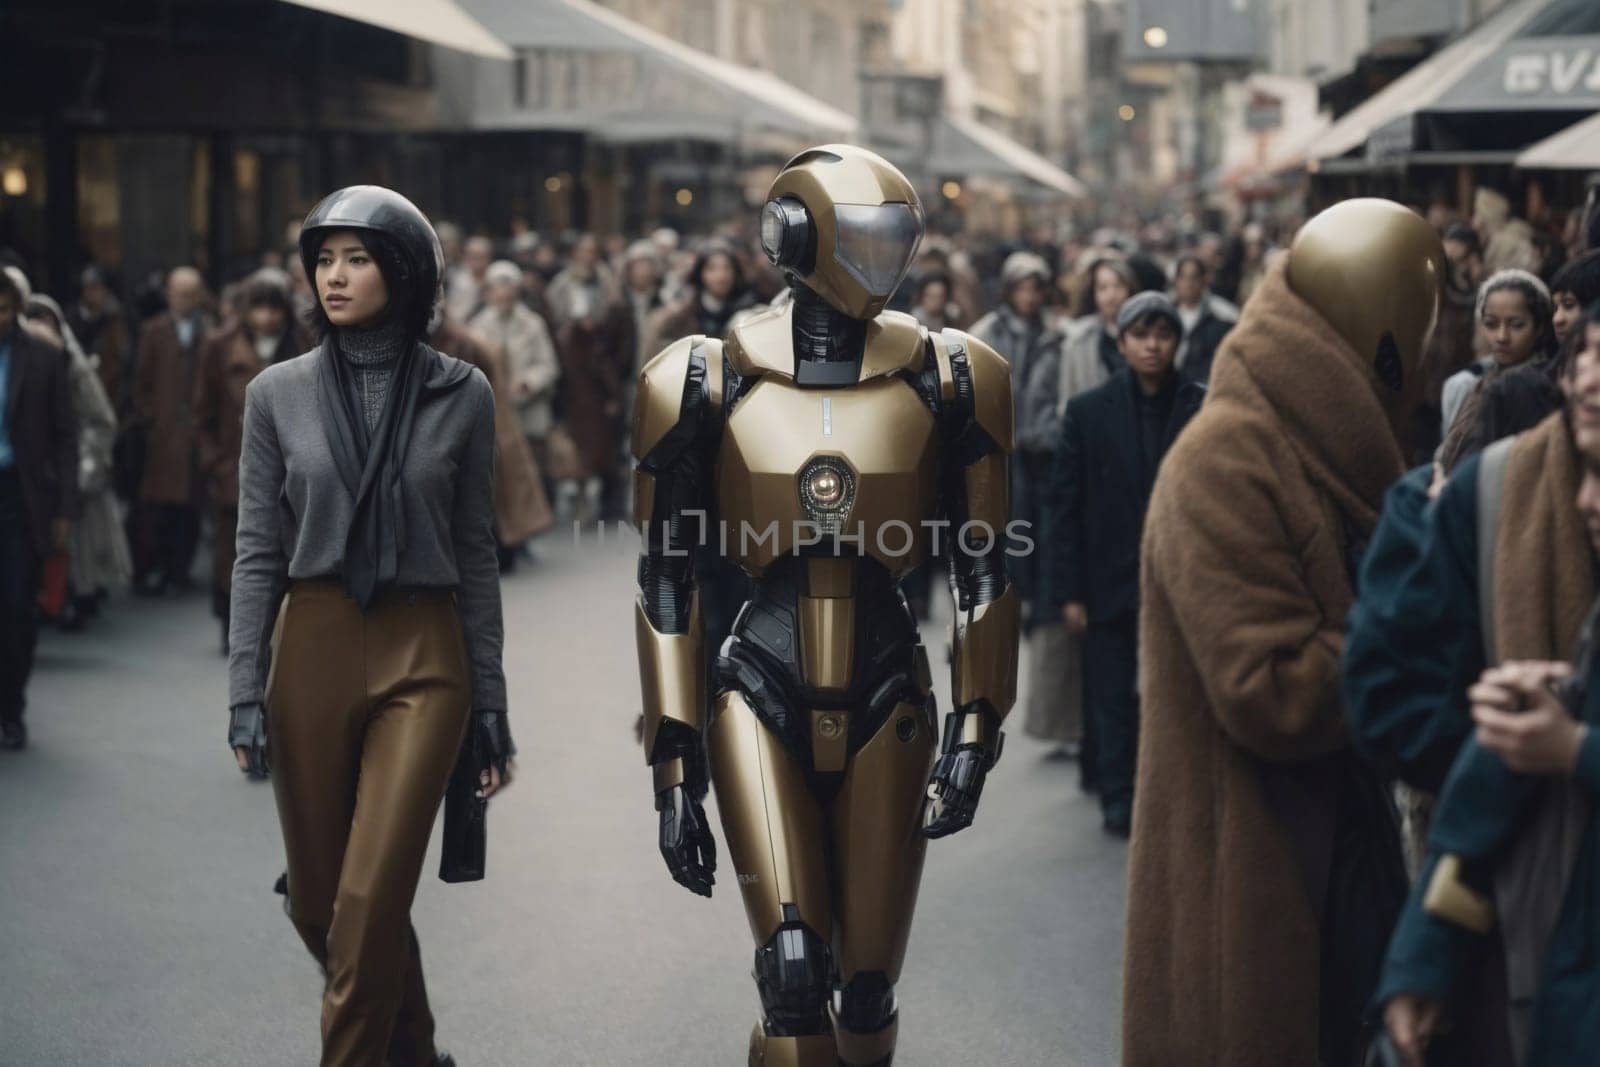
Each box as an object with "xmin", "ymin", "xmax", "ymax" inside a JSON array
[
  {"xmin": 1117, "ymin": 290, "xmax": 1183, "ymax": 337},
  {"xmin": 1000, "ymin": 251, "xmax": 1051, "ymax": 288}
]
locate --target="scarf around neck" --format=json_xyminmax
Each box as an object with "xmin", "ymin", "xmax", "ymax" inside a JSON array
[{"xmin": 317, "ymin": 325, "xmax": 426, "ymax": 611}]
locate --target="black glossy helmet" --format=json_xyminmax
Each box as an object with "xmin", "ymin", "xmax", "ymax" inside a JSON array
[{"xmin": 297, "ymin": 185, "xmax": 443, "ymax": 334}]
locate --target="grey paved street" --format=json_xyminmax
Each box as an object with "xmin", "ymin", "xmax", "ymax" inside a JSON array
[{"xmin": 0, "ymin": 535, "xmax": 1125, "ymax": 1066}]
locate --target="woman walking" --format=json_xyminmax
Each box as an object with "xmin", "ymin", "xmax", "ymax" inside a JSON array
[{"xmin": 226, "ymin": 186, "xmax": 512, "ymax": 1066}]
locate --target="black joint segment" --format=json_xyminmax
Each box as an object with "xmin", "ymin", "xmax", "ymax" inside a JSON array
[
  {"xmin": 754, "ymin": 916, "xmax": 833, "ymax": 1037},
  {"xmin": 836, "ymin": 972, "xmax": 897, "ymax": 1035},
  {"xmin": 639, "ymin": 341, "xmax": 711, "ymax": 473}
]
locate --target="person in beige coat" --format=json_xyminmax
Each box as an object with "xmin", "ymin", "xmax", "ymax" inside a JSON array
[
  {"xmin": 1124, "ymin": 201, "xmax": 1444, "ymax": 1067},
  {"xmin": 468, "ymin": 261, "xmax": 560, "ymax": 467}
]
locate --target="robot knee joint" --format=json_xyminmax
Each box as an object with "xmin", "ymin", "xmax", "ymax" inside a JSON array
[
  {"xmin": 836, "ymin": 971, "xmax": 896, "ymax": 1034},
  {"xmin": 753, "ymin": 908, "xmax": 832, "ymax": 1036}
]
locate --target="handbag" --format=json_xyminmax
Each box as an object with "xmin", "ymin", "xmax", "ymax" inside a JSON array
[
  {"xmin": 438, "ymin": 737, "xmax": 487, "ymax": 883},
  {"xmin": 36, "ymin": 552, "xmax": 69, "ymax": 618}
]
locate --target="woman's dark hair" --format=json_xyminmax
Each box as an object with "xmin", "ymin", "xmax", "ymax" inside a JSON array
[
  {"xmin": 1551, "ymin": 249, "xmax": 1600, "ymax": 308},
  {"xmin": 690, "ymin": 242, "xmax": 747, "ymax": 300},
  {"xmin": 302, "ymin": 228, "xmax": 430, "ymax": 342},
  {"xmin": 243, "ymin": 278, "xmax": 293, "ymax": 316},
  {"xmin": 912, "ymin": 269, "xmax": 951, "ymax": 302},
  {"xmin": 1173, "ymin": 253, "xmax": 1208, "ymax": 280}
]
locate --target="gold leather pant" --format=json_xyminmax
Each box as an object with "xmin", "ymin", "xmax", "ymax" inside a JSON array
[{"xmin": 267, "ymin": 581, "xmax": 471, "ymax": 1067}]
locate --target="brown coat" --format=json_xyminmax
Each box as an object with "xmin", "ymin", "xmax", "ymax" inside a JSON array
[
  {"xmin": 434, "ymin": 320, "xmax": 553, "ymax": 544},
  {"xmin": 5, "ymin": 324, "xmax": 81, "ymax": 555},
  {"xmin": 193, "ymin": 322, "xmax": 310, "ymax": 508},
  {"xmin": 68, "ymin": 303, "xmax": 129, "ymax": 414},
  {"xmin": 1124, "ymin": 261, "xmax": 1406, "ymax": 1066},
  {"xmin": 133, "ymin": 312, "xmax": 210, "ymax": 504},
  {"xmin": 554, "ymin": 302, "xmax": 632, "ymax": 479}
]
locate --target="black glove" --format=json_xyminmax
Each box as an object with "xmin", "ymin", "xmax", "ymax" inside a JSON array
[
  {"xmin": 228, "ymin": 702, "xmax": 269, "ymax": 779},
  {"xmin": 471, "ymin": 709, "xmax": 515, "ymax": 785},
  {"xmin": 656, "ymin": 783, "xmax": 716, "ymax": 897},
  {"xmin": 922, "ymin": 710, "xmax": 1000, "ymax": 839}
]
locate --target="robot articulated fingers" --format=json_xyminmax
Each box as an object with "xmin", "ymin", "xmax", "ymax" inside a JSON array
[{"xmin": 630, "ymin": 145, "xmax": 1021, "ymax": 1066}]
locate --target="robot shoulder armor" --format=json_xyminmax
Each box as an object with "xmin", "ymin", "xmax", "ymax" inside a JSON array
[
  {"xmin": 949, "ymin": 330, "xmax": 1013, "ymax": 452},
  {"xmin": 631, "ymin": 335, "xmax": 724, "ymax": 463}
]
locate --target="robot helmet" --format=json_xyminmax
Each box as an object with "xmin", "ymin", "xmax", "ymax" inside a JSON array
[
  {"xmin": 297, "ymin": 185, "xmax": 444, "ymax": 336},
  {"xmin": 761, "ymin": 145, "xmax": 924, "ymax": 320},
  {"xmin": 1286, "ymin": 198, "xmax": 1445, "ymax": 419}
]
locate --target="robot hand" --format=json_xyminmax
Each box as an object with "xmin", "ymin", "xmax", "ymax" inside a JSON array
[
  {"xmin": 922, "ymin": 745, "xmax": 989, "ymax": 838},
  {"xmin": 228, "ymin": 702, "xmax": 269, "ymax": 780},
  {"xmin": 656, "ymin": 783, "xmax": 717, "ymax": 897}
]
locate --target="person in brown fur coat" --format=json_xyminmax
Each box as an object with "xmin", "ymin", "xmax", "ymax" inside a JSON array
[{"xmin": 1123, "ymin": 200, "xmax": 1445, "ymax": 1067}]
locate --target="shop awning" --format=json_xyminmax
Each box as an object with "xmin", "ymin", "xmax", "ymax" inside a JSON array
[
  {"xmin": 278, "ymin": 0, "xmax": 513, "ymax": 59},
  {"xmin": 458, "ymin": 0, "xmax": 856, "ymax": 142},
  {"xmin": 924, "ymin": 116, "xmax": 1088, "ymax": 199},
  {"xmin": 1518, "ymin": 110, "xmax": 1600, "ymax": 170},
  {"xmin": 1302, "ymin": 0, "xmax": 1545, "ymax": 163}
]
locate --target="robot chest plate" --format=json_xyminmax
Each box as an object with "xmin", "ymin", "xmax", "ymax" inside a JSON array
[{"xmin": 717, "ymin": 376, "xmax": 938, "ymax": 575}]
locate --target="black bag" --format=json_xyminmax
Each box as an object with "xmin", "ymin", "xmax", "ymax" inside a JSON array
[{"xmin": 439, "ymin": 741, "xmax": 487, "ymax": 883}]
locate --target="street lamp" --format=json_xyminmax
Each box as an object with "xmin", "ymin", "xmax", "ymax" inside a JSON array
[
  {"xmin": 544, "ymin": 175, "xmax": 563, "ymax": 193},
  {"xmin": 1118, "ymin": 104, "xmax": 1137, "ymax": 122},
  {"xmin": 941, "ymin": 180, "xmax": 962, "ymax": 200},
  {"xmin": 675, "ymin": 188, "xmax": 694, "ymax": 207},
  {"xmin": 1143, "ymin": 26, "xmax": 1168, "ymax": 49},
  {"xmin": 2, "ymin": 167, "xmax": 25, "ymax": 197}
]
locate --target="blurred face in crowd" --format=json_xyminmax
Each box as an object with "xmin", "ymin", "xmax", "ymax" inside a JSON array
[
  {"xmin": 82, "ymin": 275, "xmax": 108, "ymax": 313},
  {"xmin": 1174, "ymin": 260, "xmax": 1206, "ymax": 308},
  {"xmin": 464, "ymin": 237, "xmax": 493, "ymax": 280},
  {"xmin": 1553, "ymin": 290, "xmax": 1584, "ymax": 344},
  {"xmin": 604, "ymin": 234, "xmax": 627, "ymax": 261},
  {"xmin": 167, "ymin": 268, "xmax": 204, "ymax": 320},
  {"xmin": 245, "ymin": 302, "xmax": 286, "ymax": 339},
  {"xmin": 625, "ymin": 258, "xmax": 659, "ymax": 295},
  {"xmin": 700, "ymin": 253, "xmax": 737, "ymax": 301},
  {"xmin": 1008, "ymin": 276, "xmax": 1045, "ymax": 319},
  {"xmin": 1093, "ymin": 264, "xmax": 1131, "ymax": 325},
  {"xmin": 1480, "ymin": 288, "xmax": 1541, "ymax": 368},
  {"xmin": 1443, "ymin": 236, "xmax": 1482, "ymax": 290},
  {"xmin": 572, "ymin": 236, "xmax": 600, "ymax": 275},
  {"xmin": 0, "ymin": 290, "xmax": 18, "ymax": 338},
  {"xmin": 438, "ymin": 225, "xmax": 462, "ymax": 267},
  {"xmin": 918, "ymin": 279, "xmax": 949, "ymax": 316},
  {"xmin": 1119, "ymin": 316, "xmax": 1180, "ymax": 385},
  {"xmin": 315, "ymin": 230, "xmax": 388, "ymax": 329},
  {"xmin": 487, "ymin": 277, "xmax": 520, "ymax": 314}
]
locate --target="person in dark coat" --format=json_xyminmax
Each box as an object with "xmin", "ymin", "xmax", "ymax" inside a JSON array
[
  {"xmin": 66, "ymin": 264, "xmax": 129, "ymax": 412},
  {"xmin": 1348, "ymin": 325, "xmax": 1600, "ymax": 1067},
  {"xmin": 0, "ymin": 269, "xmax": 80, "ymax": 750},
  {"xmin": 1044, "ymin": 291, "xmax": 1203, "ymax": 836},
  {"xmin": 131, "ymin": 266, "xmax": 212, "ymax": 594},
  {"xmin": 1170, "ymin": 253, "xmax": 1238, "ymax": 383},
  {"xmin": 193, "ymin": 275, "xmax": 309, "ymax": 651}
]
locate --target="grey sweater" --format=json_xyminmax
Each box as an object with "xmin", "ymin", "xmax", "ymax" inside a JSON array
[{"xmin": 227, "ymin": 345, "xmax": 506, "ymax": 712}]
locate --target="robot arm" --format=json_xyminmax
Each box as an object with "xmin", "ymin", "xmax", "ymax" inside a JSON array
[
  {"xmin": 632, "ymin": 335, "xmax": 723, "ymax": 893},
  {"xmin": 924, "ymin": 331, "xmax": 1022, "ymax": 838}
]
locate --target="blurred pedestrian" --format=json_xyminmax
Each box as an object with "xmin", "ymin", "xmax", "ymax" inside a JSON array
[
  {"xmin": 229, "ymin": 187, "xmax": 510, "ymax": 1065},
  {"xmin": 193, "ymin": 274, "xmax": 309, "ymax": 653},
  {"xmin": 66, "ymin": 264, "xmax": 128, "ymax": 410},
  {"xmin": 23, "ymin": 293, "xmax": 129, "ymax": 629},
  {"xmin": 1475, "ymin": 187, "xmax": 1541, "ymax": 277},
  {"xmin": 1169, "ymin": 253, "xmax": 1237, "ymax": 384},
  {"xmin": 544, "ymin": 234, "xmax": 617, "ymax": 330},
  {"xmin": 1439, "ymin": 269, "xmax": 1554, "ymax": 469},
  {"xmin": 971, "ymin": 252, "xmax": 1083, "ymax": 763},
  {"xmin": 1043, "ymin": 292, "xmax": 1204, "ymax": 836},
  {"xmin": 0, "ymin": 268, "xmax": 79, "ymax": 750},
  {"xmin": 641, "ymin": 241, "xmax": 759, "ymax": 359},
  {"xmin": 468, "ymin": 260, "xmax": 561, "ymax": 473},
  {"xmin": 908, "ymin": 269, "xmax": 959, "ymax": 333},
  {"xmin": 131, "ymin": 265, "xmax": 211, "ymax": 596},
  {"xmin": 441, "ymin": 306, "xmax": 554, "ymax": 568},
  {"xmin": 617, "ymin": 241, "xmax": 665, "ymax": 378}
]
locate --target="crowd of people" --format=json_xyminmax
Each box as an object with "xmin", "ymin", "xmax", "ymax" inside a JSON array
[{"xmin": 6, "ymin": 171, "xmax": 1600, "ymax": 1063}]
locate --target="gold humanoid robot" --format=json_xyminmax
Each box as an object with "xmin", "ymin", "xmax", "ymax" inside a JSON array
[{"xmin": 630, "ymin": 145, "xmax": 1021, "ymax": 1066}]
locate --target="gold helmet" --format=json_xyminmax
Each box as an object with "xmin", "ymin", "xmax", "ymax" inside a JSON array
[
  {"xmin": 761, "ymin": 145, "xmax": 924, "ymax": 320},
  {"xmin": 1286, "ymin": 199, "xmax": 1446, "ymax": 423}
]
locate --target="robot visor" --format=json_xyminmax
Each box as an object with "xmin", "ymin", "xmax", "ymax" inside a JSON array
[{"xmin": 833, "ymin": 203, "xmax": 924, "ymax": 297}]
